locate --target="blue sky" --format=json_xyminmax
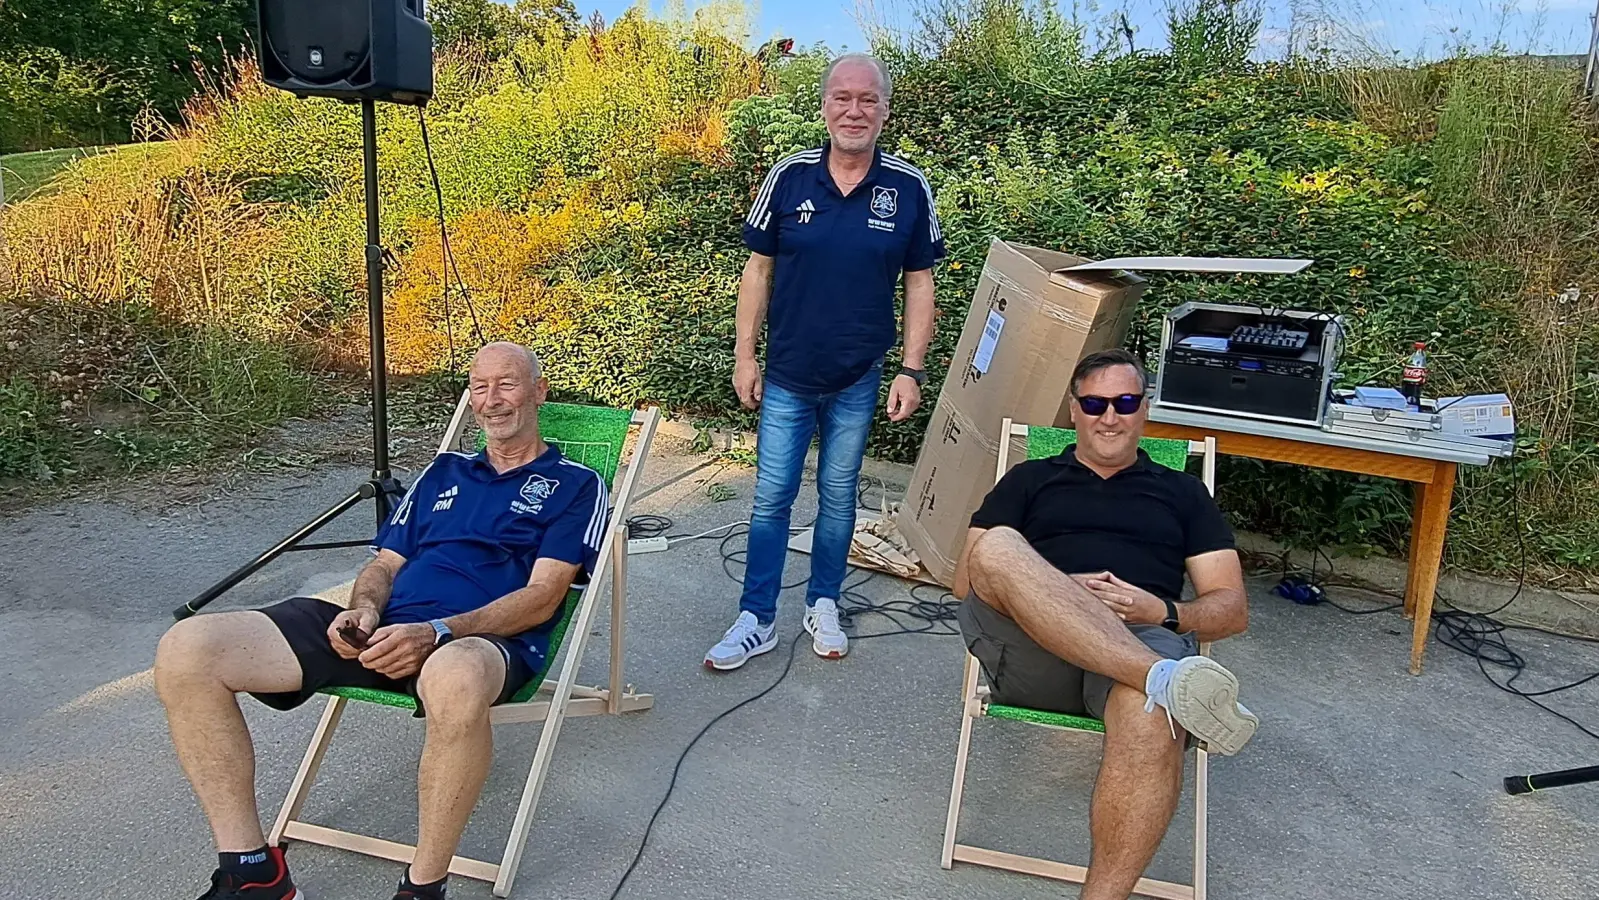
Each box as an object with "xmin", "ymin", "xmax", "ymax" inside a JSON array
[{"xmin": 570, "ymin": 0, "xmax": 1598, "ymax": 59}]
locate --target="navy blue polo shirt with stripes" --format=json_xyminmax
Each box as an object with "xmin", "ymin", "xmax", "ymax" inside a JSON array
[
  {"xmin": 371, "ymin": 444, "xmax": 608, "ymax": 673},
  {"xmin": 743, "ymin": 143, "xmax": 946, "ymax": 395}
]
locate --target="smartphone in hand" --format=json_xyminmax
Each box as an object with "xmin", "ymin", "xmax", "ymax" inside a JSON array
[{"xmin": 338, "ymin": 623, "xmax": 371, "ymax": 650}]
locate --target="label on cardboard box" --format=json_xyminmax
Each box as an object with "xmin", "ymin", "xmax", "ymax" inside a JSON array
[{"xmin": 973, "ymin": 311, "xmax": 1004, "ymax": 374}]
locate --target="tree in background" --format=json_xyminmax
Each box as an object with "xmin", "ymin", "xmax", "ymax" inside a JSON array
[
  {"xmin": 0, "ymin": 0, "xmax": 591, "ymax": 152},
  {"xmin": 0, "ymin": 0, "xmax": 253, "ymax": 152},
  {"xmin": 428, "ymin": 0, "xmax": 580, "ymax": 57}
]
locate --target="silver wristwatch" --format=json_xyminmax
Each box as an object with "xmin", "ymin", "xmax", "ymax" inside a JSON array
[{"xmin": 428, "ymin": 619, "xmax": 454, "ymax": 646}]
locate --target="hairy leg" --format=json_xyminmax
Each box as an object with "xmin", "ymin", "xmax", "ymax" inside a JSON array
[
  {"xmin": 154, "ymin": 611, "xmax": 302, "ymax": 851},
  {"xmin": 967, "ymin": 527, "xmax": 1161, "ymax": 689},
  {"xmin": 1081, "ymin": 683, "xmax": 1188, "ymax": 900},
  {"xmin": 410, "ymin": 638, "xmax": 507, "ymax": 883}
]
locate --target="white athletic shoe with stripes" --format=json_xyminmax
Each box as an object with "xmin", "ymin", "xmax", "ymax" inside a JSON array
[
  {"xmin": 704, "ymin": 611, "xmax": 777, "ymax": 671},
  {"xmin": 803, "ymin": 597, "xmax": 848, "ymax": 659}
]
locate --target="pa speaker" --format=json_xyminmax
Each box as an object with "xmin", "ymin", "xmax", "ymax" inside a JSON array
[{"xmin": 258, "ymin": 0, "xmax": 434, "ymax": 106}]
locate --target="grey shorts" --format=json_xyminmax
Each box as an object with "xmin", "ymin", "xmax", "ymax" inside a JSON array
[{"xmin": 957, "ymin": 593, "xmax": 1197, "ymax": 719}]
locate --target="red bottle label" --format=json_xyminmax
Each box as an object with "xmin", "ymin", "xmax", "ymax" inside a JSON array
[{"xmin": 1402, "ymin": 365, "xmax": 1426, "ymax": 383}]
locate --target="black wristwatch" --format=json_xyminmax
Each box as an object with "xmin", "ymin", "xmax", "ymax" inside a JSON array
[
  {"xmin": 898, "ymin": 366, "xmax": 927, "ymax": 386},
  {"xmin": 1160, "ymin": 598, "xmax": 1182, "ymax": 633}
]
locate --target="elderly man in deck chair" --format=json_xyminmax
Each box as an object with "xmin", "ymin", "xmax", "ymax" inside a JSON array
[
  {"xmin": 951, "ymin": 349, "xmax": 1260, "ymax": 900},
  {"xmin": 155, "ymin": 342, "xmax": 606, "ymax": 900}
]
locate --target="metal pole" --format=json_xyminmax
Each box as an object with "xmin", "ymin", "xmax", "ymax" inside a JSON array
[
  {"xmin": 362, "ymin": 99, "xmax": 393, "ymax": 529},
  {"xmin": 1504, "ymin": 764, "xmax": 1599, "ymax": 794},
  {"xmin": 1586, "ymin": 0, "xmax": 1599, "ymax": 101},
  {"xmin": 173, "ymin": 483, "xmax": 375, "ymax": 620}
]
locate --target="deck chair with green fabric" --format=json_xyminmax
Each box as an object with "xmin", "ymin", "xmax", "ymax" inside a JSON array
[
  {"xmin": 940, "ymin": 418, "xmax": 1219, "ymax": 900},
  {"xmin": 267, "ymin": 393, "xmax": 660, "ymax": 898}
]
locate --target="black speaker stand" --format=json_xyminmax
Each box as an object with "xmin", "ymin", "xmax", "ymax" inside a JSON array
[
  {"xmin": 175, "ymin": 100, "xmax": 403, "ymax": 620},
  {"xmin": 1503, "ymin": 764, "xmax": 1599, "ymax": 795}
]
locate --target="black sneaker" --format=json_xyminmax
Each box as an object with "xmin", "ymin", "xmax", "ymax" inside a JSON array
[
  {"xmin": 391, "ymin": 871, "xmax": 445, "ymax": 900},
  {"xmin": 196, "ymin": 846, "xmax": 303, "ymax": 900}
]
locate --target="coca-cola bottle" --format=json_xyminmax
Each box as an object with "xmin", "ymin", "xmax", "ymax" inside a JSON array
[{"xmin": 1401, "ymin": 341, "xmax": 1427, "ymax": 408}]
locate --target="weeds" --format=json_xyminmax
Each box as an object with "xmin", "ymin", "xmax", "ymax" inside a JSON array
[{"xmin": 2, "ymin": 1, "xmax": 1598, "ymax": 582}]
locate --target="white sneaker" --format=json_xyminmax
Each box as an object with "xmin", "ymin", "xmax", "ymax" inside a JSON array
[
  {"xmin": 803, "ymin": 598, "xmax": 848, "ymax": 659},
  {"xmin": 704, "ymin": 611, "xmax": 777, "ymax": 671},
  {"xmin": 1143, "ymin": 656, "xmax": 1259, "ymax": 756}
]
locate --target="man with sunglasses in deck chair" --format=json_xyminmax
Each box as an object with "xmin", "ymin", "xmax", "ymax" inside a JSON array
[
  {"xmin": 154, "ymin": 342, "xmax": 607, "ymax": 900},
  {"xmin": 951, "ymin": 349, "xmax": 1260, "ymax": 900}
]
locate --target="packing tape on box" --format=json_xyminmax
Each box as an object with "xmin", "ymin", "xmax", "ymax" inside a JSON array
[{"xmin": 979, "ymin": 261, "xmax": 1028, "ymax": 297}]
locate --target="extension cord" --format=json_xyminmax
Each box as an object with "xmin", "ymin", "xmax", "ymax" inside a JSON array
[{"xmin": 627, "ymin": 536, "xmax": 670, "ymax": 554}]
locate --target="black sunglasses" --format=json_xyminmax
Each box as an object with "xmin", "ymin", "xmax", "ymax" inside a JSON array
[{"xmin": 1075, "ymin": 393, "xmax": 1144, "ymax": 416}]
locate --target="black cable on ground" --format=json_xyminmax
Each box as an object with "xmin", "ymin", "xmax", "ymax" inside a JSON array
[
  {"xmin": 624, "ymin": 514, "xmax": 673, "ymax": 540},
  {"xmin": 837, "ymin": 580, "xmax": 960, "ymax": 639},
  {"xmin": 1423, "ymin": 456, "xmax": 1598, "ymax": 741},
  {"xmin": 606, "ymin": 634, "xmax": 804, "ymax": 900},
  {"xmin": 608, "ymin": 476, "xmax": 961, "ymax": 896},
  {"xmin": 1434, "ymin": 595, "xmax": 1599, "ymax": 742},
  {"xmin": 1276, "ymin": 463, "xmax": 1599, "ymax": 742}
]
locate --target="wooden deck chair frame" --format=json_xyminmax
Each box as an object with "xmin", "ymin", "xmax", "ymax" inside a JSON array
[
  {"xmin": 268, "ymin": 393, "xmax": 660, "ymax": 897},
  {"xmin": 940, "ymin": 418, "xmax": 1218, "ymax": 900}
]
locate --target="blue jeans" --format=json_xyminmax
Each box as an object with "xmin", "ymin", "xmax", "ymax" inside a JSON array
[{"xmin": 739, "ymin": 363, "xmax": 880, "ymax": 624}]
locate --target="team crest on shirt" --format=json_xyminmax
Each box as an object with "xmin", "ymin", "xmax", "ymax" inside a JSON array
[
  {"xmin": 870, "ymin": 186, "xmax": 897, "ymax": 218},
  {"xmin": 511, "ymin": 474, "xmax": 559, "ymax": 515}
]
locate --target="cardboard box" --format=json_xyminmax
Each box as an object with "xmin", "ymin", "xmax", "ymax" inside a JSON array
[
  {"xmin": 898, "ymin": 240, "xmax": 1149, "ymax": 585},
  {"xmin": 898, "ymin": 240, "xmax": 1312, "ymax": 585},
  {"xmin": 935, "ymin": 241, "xmax": 1149, "ymax": 431},
  {"xmin": 1436, "ymin": 393, "xmax": 1515, "ymax": 439},
  {"xmin": 898, "ymin": 395, "xmax": 1021, "ymax": 585}
]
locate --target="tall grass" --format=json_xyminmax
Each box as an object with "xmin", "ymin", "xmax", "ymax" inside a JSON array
[
  {"xmin": 3, "ymin": 0, "xmax": 1599, "ymax": 579},
  {"xmin": 1311, "ymin": 43, "xmax": 1599, "ymax": 573},
  {"xmin": 1167, "ymin": 0, "xmax": 1265, "ymax": 75}
]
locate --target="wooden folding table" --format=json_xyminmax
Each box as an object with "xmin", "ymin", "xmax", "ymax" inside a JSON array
[{"xmin": 1145, "ymin": 405, "xmax": 1507, "ymax": 675}]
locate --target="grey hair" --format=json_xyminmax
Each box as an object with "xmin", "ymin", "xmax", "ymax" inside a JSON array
[{"xmin": 821, "ymin": 52, "xmax": 892, "ymax": 103}]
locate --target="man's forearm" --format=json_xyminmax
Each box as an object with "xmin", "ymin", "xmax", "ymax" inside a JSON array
[
  {"xmin": 901, "ymin": 270, "xmax": 935, "ymax": 369},
  {"xmin": 1176, "ymin": 587, "xmax": 1248, "ymax": 642},
  {"xmin": 442, "ymin": 585, "xmax": 563, "ymax": 639},
  {"xmin": 735, "ymin": 255, "xmax": 773, "ymax": 361},
  {"xmin": 348, "ymin": 561, "xmax": 396, "ymax": 613}
]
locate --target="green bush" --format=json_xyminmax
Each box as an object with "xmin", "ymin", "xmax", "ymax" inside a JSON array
[
  {"xmin": 0, "ymin": 377, "xmax": 71, "ymax": 480},
  {"xmin": 4, "ymin": 0, "xmax": 1598, "ymax": 580},
  {"xmin": 0, "ymin": 0, "xmax": 256, "ymax": 154},
  {"xmin": 0, "ymin": 50, "xmax": 120, "ymax": 153}
]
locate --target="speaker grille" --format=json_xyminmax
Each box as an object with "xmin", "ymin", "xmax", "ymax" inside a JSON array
[{"xmin": 262, "ymin": 0, "xmax": 372, "ymax": 85}]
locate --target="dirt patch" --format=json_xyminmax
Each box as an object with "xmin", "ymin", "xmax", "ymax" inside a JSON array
[{"xmin": 0, "ymin": 385, "xmax": 451, "ymax": 517}]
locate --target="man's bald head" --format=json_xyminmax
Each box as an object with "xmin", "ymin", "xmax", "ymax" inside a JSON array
[
  {"xmin": 468, "ymin": 341, "xmax": 547, "ymax": 448},
  {"xmin": 471, "ymin": 341, "xmax": 542, "ymax": 382}
]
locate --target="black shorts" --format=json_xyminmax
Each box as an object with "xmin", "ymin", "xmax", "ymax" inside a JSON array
[
  {"xmin": 251, "ymin": 597, "xmax": 534, "ymax": 718},
  {"xmin": 957, "ymin": 593, "xmax": 1197, "ymax": 719}
]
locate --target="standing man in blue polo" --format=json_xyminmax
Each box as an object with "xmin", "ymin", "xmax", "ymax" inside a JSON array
[{"xmin": 705, "ymin": 52, "xmax": 945, "ymax": 670}]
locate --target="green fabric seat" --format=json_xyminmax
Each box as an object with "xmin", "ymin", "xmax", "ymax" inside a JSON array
[
  {"xmin": 977, "ymin": 426, "xmax": 1192, "ymax": 731},
  {"xmin": 985, "ymin": 703, "xmax": 1107, "ymax": 733},
  {"xmin": 319, "ymin": 401, "xmax": 634, "ymax": 711}
]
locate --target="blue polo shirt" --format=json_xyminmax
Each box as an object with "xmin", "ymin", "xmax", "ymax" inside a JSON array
[
  {"xmin": 743, "ymin": 143, "xmax": 946, "ymax": 395},
  {"xmin": 370, "ymin": 445, "xmax": 608, "ymax": 673}
]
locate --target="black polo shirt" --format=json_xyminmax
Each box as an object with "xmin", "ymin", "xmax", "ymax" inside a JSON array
[{"xmin": 969, "ymin": 446, "xmax": 1235, "ymax": 602}]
